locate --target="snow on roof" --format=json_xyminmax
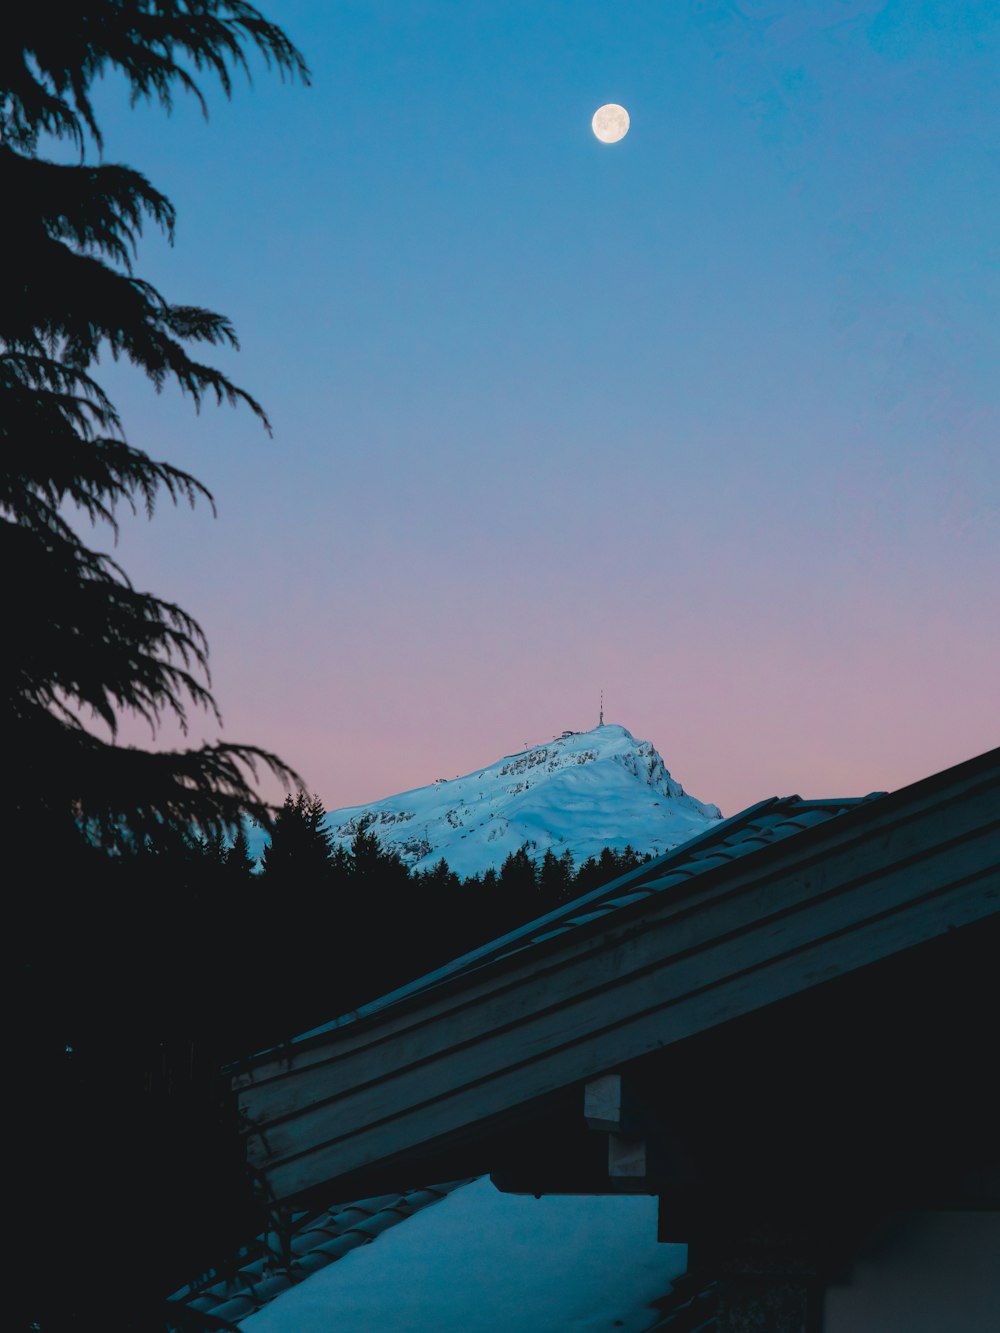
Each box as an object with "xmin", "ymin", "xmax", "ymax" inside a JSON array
[
  {"xmin": 174, "ymin": 1182, "xmax": 470, "ymax": 1325},
  {"xmin": 234, "ymin": 1177, "xmax": 691, "ymax": 1333}
]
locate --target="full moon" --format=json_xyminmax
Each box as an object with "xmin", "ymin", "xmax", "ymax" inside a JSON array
[{"xmin": 592, "ymin": 103, "xmax": 630, "ymax": 144}]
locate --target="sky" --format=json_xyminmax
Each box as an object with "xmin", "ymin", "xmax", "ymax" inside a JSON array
[{"xmin": 80, "ymin": 0, "xmax": 998, "ymax": 817}]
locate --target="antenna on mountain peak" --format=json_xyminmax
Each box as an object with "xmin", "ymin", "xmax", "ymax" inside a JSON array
[{"xmin": 599, "ymin": 690, "xmax": 604, "ymax": 727}]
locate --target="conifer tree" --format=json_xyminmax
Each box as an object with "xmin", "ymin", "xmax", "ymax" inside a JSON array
[
  {"xmin": 559, "ymin": 847, "xmax": 576, "ymax": 888},
  {"xmin": 616, "ymin": 843, "xmax": 644, "ymax": 874},
  {"xmin": 225, "ymin": 824, "xmax": 256, "ymax": 880},
  {"xmin": 1, "ymin": 3, "xmax": 309, "ymax": 851},
  {"xmin": 596, "ymin": 846, "xmax": 620, "ymax": 881},
  {"xmin": 497, "ymin": 845, "xmax": 539, "ymax": 929},
  {"xmin": 330, "ymin": 840, "xmax": 353, "ymax": 881},
  {"xmin": 201, "ymin": 830, "xmax": 229, "ymax": 865},
  {"xmin": 261, "ymin": 792, "xmax": 334, "ymax": 884},
  {"xmin": 417, "ymin": 856, "xmax": 461, "ymax": 895},
  {"xmin": 348, "ymin": 816, "xmax": 385, "ymax": 880},
  {"xmin": 349, "ymin": 816, "xmax": 410, "ymax": 891},
  {"xmin": 5, "ymin": 10, "xmax": 310, "ymax": 1329},
  {"xmin": 539, "ymin": 846, "xmax": 574, "ymax": 906},
  {"xmin": 499, "ymin": 846, "xmax": 538, "ymax": 895}
]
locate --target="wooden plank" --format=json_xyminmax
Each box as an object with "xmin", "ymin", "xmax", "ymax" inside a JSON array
[
  {"xmin": 247, "ymin": 865, "xmax": 994, "ymax": 1172},
  {"xmin": 238, "ymin": 799, "xmax": 997, "ymax": 1157},
  {"xmin": 251, "ymin": 869, "xmax": 997, "ymax": 1199},
  {"xmin": 273, "ymin": 885, "xmax": 994, "ymax": 1196},
  {"xmin": 233, "ymin": 752, "xmax": 999, "ymax": 1094},
  {"xmin": 241, "ymin": 800, "xmax": 997, "ymax": 1139},
  {"xmin": 238, "ymin": 760, "xmax": 1000, "ymax": 1200},
  {"xmin": 250, "ymin": 857, "xmax": 994, "ymax": 1172}
]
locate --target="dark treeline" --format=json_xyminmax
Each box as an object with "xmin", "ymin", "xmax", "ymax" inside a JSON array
[
  {"xmin": 257, "ymin": 792, "xmax": 652, "ymax": 1032},
  {"xmin": 19, "ymin": 800, "xmax": 652, "ymax": 1088},
  {"xmin": 14, "ymin": 803, "xmax": 651, "ymax": 1329}
]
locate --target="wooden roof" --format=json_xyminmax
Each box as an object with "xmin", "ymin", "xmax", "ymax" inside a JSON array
[{"xmin": 234, "ymin": 747, "xmax": 1000, "ymax": 1204}]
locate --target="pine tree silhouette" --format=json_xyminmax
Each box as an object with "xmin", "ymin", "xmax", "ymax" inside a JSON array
[
  {"xmin": 262, "ymin": 792, "xmax": 335, "ymax": 883},
  {"xmin": 539, "ymin": 846, "xmax": 574, "ymax": 907},
  {"xmin": 1, "ymin": 4, "xmax": 309, "ymax": 851},
  {"xmin": 225, "ymin": 825, "xmax": 257, "ymax": 881},
  {"xmin": 4, "ymin": 8, "xmax": 309, "ymax": 1329}
]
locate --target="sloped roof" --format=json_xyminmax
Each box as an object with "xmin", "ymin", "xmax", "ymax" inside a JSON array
[
  {"xmin": 236, "ymin": 746, "xmax": 1000, "ymax": 1203},
  {"xmin": 294, "ymin": 793, "xmax": 873, "ymax": 1047},
  {"xmin": 190, "ymin": 805, "xmax": 854, "ymax": 1327},
  {"xmin": 181, "ymin": 754, "xmax": 1000, "ymax": 1329}
]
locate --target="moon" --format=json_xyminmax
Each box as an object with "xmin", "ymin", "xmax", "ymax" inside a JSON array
[{"xmin": 592, "ymin": 103, "xmax": 630, "ymax": 144}]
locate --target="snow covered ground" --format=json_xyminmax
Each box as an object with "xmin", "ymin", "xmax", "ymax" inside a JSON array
[
  {"xmin": 240, "ymin": 1177, "xmax": 688, "ymax": 1333},
  {"xmin": 250, "ymin": 723, "xmax": 721, "ymax": 878}
]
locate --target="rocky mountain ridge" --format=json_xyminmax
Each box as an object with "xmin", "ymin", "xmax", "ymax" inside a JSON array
[{"xmin": 318, "ymin": 723, "xmax": 721, "ymax": 878}]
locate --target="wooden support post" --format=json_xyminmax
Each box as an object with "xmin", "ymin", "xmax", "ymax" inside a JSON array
[
  {"xmin": 608, "ymin": 1134, "xmax": 647, "ymax": 1178},
  {"xmin": 585, "ymin": 1073, "xmax": 650, "ymax": 1181},
  {"xmin": 584, "ymin": 1073, "xmax": 639, "ymax": 1135}
]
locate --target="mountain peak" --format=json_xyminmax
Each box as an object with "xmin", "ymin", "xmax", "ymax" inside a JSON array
[{"xmin": 323, "ymin": 724, "xmax": 721, "ymax": 878}]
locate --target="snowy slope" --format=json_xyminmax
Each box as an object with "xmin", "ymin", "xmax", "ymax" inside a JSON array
[{"xmin": 314, "ymin": 723, "xmax": 720, "ymax": 878}]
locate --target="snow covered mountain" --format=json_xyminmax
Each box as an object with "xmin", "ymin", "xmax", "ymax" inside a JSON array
[{"xmin": 318, "ymin": 724, "xmax": 721, "ymax": 879}]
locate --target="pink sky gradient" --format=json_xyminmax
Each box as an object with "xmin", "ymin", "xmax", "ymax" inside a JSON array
[{"xmin": 97, "ymin": 1, "xmax": 999, "ymax": 824}]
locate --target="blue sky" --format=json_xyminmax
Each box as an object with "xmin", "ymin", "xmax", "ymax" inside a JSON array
[{"xmin": 82, "ymin": 1, "xmax": 999, "ymax": 813}]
